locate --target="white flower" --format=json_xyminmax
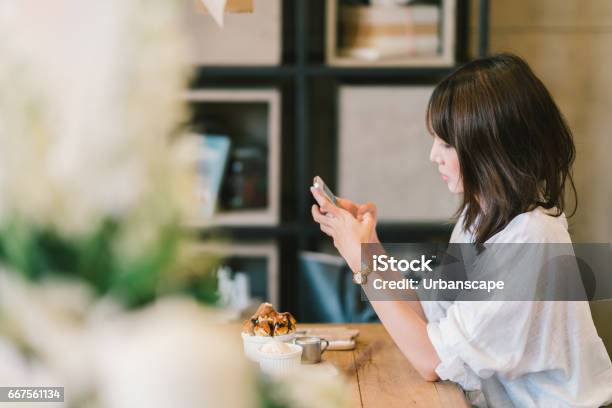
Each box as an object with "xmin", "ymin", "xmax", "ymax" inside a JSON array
[
  {"xmin": 90, "ymin": 297, "xmax": 257, "ymax": 408},
  {"xmin": 0, "ymin": 271, "xmax": 258, "ymax": 408},
  {"xmin": 0, "ymin": 270, "xmax": 96, "ymax": 405},
  {"xmin": 270, "ymin": 367, "xmax": 350, "ymax": 408},
  {"xmin": 0, "ymin": 0, "xmax": 196, "ymax": 249}
]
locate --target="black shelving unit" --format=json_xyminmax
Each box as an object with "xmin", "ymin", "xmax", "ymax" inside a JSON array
[{"xmin": 190, "ymin": 0, "xmax": 490, "ymax": 319}]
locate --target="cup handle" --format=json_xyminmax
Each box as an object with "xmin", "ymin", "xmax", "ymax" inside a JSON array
[{"xmin": 321, "ymin": 339, "xmax": 329, "ymax": 354}]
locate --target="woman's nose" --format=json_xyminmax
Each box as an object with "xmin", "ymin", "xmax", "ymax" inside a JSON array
[{"xmin": 429, "ymin": 144, "xmax": 442, "ymax": 164}]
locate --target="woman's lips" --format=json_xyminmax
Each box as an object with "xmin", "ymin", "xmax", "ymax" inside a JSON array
[{"xmin": 441, "ymin": 174, "xmax": 449, "ymax": 182}]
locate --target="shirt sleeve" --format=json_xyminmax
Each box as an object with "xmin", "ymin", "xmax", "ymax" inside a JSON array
[{"xmin": 427, "ymin": 300, "xmax": 566, "ymax": 390}]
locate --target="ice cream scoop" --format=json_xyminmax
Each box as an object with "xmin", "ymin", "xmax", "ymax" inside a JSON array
[{"xmin": 259, "ymin": 340, "xmax": 293, "ymax": 355}]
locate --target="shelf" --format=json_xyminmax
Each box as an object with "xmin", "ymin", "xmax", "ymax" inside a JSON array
[
  {"xmin": 188, "ymin": 222, "xmax": 453, "ymax": 241},
  {"xmin": 188, "ymin": 224, "xmax": 299, "ymax": 240},
  {"xmin": 182, "ymin": 0, "xmax": 488, "ymax": 314},
  {"xmin": 304, "ymin": 65, "xmax": 458, "ymax": 78},
  {"xmin": 194, "ymin": 65, "xmax": 459, "ymax": 79},
  {"xmin": 184, "ymin": 89, "xmax": 281, "ymax": 227},
  {"xmin": 194, "ymin": 66, "xmax": 296, "ymax": 78},
  {"xmin": 303, "ymin": 222, "xmax": 453, "ymax": 239},
  {"xmin": 326, "ymin": 0, "xmax": 457, "ymax": 68},
  {"xmin": 190, "ymin": 241, "xmax": 280, "ymax": 307}
]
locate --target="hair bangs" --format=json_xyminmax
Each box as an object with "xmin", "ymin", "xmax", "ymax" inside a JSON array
[{"xmin": 426, "ymin": 79, "xmax": 455, "ymax": 146}]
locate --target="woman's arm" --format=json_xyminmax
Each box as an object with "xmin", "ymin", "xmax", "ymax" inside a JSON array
[
  {"xmin": 370, "ymin": 300, "xmax": 440, "ymax": 381},
  {"xmin": 310, "ymin": 187, "xmax": 441, "ymax": 381}
]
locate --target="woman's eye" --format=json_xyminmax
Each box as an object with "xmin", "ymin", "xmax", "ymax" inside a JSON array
[{"xmin": 442, "ymin": 143, "xmax": 452, "ymax": 149}]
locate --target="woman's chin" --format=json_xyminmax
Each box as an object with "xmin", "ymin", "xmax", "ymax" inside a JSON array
[{"xmin": 446, "ymin": 182, "xmax": 463, "ymax": 194}]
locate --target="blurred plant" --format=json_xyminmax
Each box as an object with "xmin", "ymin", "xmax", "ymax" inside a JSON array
[
  {"xmin": 0, "ymin": 1, "xmax": 349, "ymax": 407},
  {"xmin": 0, "ymin": 0, "xmax": 208, "ymax": 307},
  {"xmin": 258, "ymin": 371, "xmax": 350, "ymax": 408},
  {"xmin": 0, "ymin": 280, "xmax": 257, "ymax": 407}
]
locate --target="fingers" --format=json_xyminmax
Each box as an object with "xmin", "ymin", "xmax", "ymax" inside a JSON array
[
  {"xmin": 311, "ymin": 204, "xmax": 334, "ymax": 228},
  {"xmin": 357, "ymin": 202, "xmax": 377, "ymax": 219},
  {"xmin": 361, "ymin": 211, "xmax": 374, "ymax": 225},
  {"xmin": 320, "ymin": 224, "xmax": 334, "ymax": 237},
  {"xmin": 336, "ymin": 197, "xmax": 358, "ymax": 217},
  {"xmin": 310, "ymin": 186, "xmax": 339, "ymax": 216},
  {"xmin": 311, "ymin": 205, "xmax": 335, "ymax": 237},
  {"xmin": 359, "ymin": 202, "xmax": 376, "ymax": 213}
]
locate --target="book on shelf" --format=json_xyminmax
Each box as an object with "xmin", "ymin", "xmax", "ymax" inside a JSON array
[
  {"xmin": 195, "ymin": 134, "xmax": 232, "ymax": 217},
  {"xmin": 339, "ymin": 3, "xmax": 440, "ymax": 61}
]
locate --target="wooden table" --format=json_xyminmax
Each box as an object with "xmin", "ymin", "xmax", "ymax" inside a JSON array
[{"xmin": 302, "ymin": 323, "xmax": 469, "ymax": 408}]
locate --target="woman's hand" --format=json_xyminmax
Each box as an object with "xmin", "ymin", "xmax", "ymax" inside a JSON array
[
  {"xmin": 310, "ymin": 187, "xmax": 379, "ymax": 273},
  {"xmin": 337, "ymin": 197, "xmax": 378, "ymax": 223},
  {"xmin": 335, "ymin": 196, "xmax": 380, "ymax": 243},
  {"xmin": 311, "ymin": 188, "xmax": 440, "ymax": 382}
]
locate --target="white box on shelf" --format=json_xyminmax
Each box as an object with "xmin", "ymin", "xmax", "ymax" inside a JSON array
[
  {"xmin": 337, "ymin": 85, "xmax": 458, "ymax": 222},
  {"xmin": 182, "ymin": 0, "xmax": 282, "ymax": 66},
  {"xmin": 191, "ymin": 241, "xmax": 280, "ymax": 307},
  {"xmin": 326, "ymin": 0, "xmax": 456, "ymax": 67},
  {"xmin": 184, "ymin": 89, "xmax": 281, "ymax": 227}
]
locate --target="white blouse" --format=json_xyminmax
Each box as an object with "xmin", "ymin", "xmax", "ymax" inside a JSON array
[{"xmin": 422, "ymin": 206, "xmax": 612, "ymax": 407}]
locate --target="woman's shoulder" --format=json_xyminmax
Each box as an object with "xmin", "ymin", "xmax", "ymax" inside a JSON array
[{"xmin": 489, "ymin": 206, "xmax": 571, "ymax": 244}]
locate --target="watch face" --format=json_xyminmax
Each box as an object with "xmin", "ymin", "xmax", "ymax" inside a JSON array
[{"xmin": 353, "ymin": 273, "xmax": 364, "ymax": 285}]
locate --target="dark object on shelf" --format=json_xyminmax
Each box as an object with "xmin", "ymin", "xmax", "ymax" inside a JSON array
[{"xmin": 221, "ymin": 146, "xmax": 268, "ymax": 210}]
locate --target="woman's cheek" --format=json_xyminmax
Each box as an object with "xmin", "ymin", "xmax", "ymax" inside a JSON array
[
  {"xmin": 453, "ymin": 180, "xmax": 464, "ymax": 193},
  {"xmin": 450, "ymin": 176, "xmax": 463, "ymax": 193},
  {"xmin": 447, "ymin": 150, "xmax": 462, "ymax": 193}
]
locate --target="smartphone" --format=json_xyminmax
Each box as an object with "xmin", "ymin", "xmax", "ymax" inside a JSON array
[{"xmin": 312, "ymin": 176, "xmax": 338, "ymax": 206}]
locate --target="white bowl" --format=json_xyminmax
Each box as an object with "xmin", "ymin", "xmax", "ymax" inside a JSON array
[
  {"xmin": 241, "ymin": 332, "xmax": 296, "ymax": 362},
  {"xmin": 257, "ymin": 343, "xmax": 303, "ymax": 376}
]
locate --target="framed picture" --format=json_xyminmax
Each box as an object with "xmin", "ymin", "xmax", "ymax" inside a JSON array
[{"xmin": 184, "ymin": 89, "xmax": 281, "ymax": 227}]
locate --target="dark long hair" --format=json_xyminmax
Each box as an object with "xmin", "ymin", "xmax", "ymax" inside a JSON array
[{"xmin": 427, "ymin": 53, "xmax": 577, "ymax": 245}]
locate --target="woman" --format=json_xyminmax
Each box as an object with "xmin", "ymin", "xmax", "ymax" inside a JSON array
[{"xmin": 311, "ymin": 54, "xmax": 612, "ymax": 407}]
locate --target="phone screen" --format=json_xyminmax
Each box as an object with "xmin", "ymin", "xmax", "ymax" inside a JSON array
[{"xmin": 312, "ymin": 176, "xmax": 338, "ymax": 206}]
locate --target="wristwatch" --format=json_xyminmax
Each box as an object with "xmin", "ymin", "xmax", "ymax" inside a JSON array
[{"xmin": 352, "ymin": 263, "xmax": 373, "ymax": 285}]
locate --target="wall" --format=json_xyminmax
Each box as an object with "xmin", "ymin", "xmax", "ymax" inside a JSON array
[
  {"xmin": 468, "ymin": 0, "xmax": 612, "ymax": 355},
  {"xmin": 471, "ymin": 0, "xmax": 612, "ymax": 242}
]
